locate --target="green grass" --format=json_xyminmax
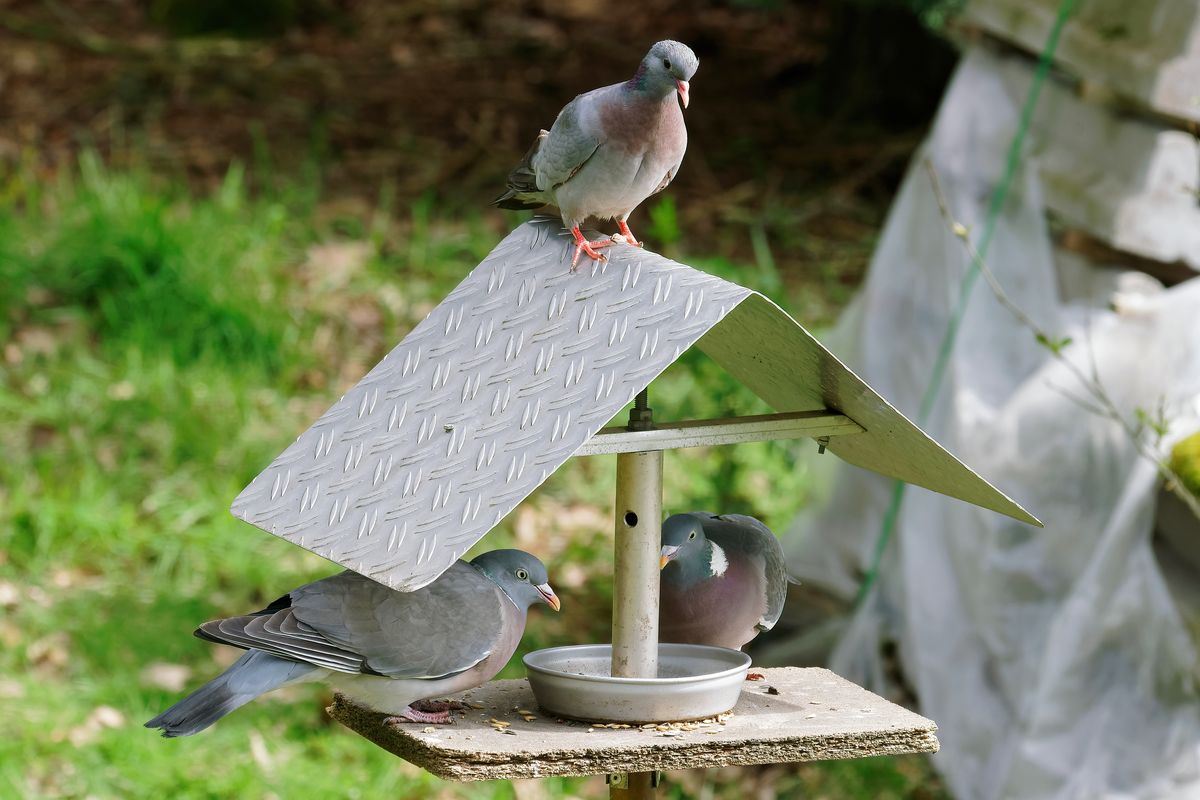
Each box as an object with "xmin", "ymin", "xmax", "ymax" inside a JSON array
[{"xmin": 0, "ymin": 155, "xmax": 942, "ymax": 798}]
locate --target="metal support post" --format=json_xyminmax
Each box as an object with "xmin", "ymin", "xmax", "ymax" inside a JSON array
[{"xmin": 610, "ymin": 389, "xmax": 662, "ymax": 799}]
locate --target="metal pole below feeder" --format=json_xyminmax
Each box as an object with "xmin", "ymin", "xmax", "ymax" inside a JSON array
[{"xmin": 610, "ymin": 389, "xmax": 663, "ymax": 799}]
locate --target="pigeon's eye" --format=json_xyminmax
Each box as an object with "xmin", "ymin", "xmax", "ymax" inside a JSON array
[
  {"xmin": 688, "ymin": 531, "xmax": 697, "ymax": 540},
  {"xmin": 515, "ymin": 568, "xmax": 529, "ymax": 581},
  {"xmin": 662, "ymin": 58, "xmax": 671, "ymax": 69}
]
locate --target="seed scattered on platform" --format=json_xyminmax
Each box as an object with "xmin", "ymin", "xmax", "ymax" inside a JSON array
[{"xmin": 805, "ymin": 714, "xmax": 816, "ymax": 719}]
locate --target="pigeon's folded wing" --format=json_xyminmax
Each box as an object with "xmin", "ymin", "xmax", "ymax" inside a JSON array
[
  {"xmin": 532, "ymin": 91, "xmax": 603, "ymax": 192},
  {"xmin": 705, "ymin": 513, "xmax": 790, "ymax": 632},
  {"xmin": 196, "ymin": 563, "xmax": 506, "ymax": 680}
]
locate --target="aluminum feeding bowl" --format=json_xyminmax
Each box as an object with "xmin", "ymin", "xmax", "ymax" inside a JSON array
[{"xmin": 523, "ymin": 643, "xmax": 751, "ymax": 723}]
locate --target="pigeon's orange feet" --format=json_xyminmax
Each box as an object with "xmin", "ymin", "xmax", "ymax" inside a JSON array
[
  {"xmin": 384, "ymin": 704, "xmax": 455, "ymax": 725},
  {"xmin": 617, "ymin": 219, "xmax": 642, "ymax": 247},
  {"xmin": 570, "ymin": 226, "xmax": 612, "ymax": 271}
]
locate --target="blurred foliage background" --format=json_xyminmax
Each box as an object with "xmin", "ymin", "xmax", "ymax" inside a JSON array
[{"xmin": 1, "ymin": 1, "xmax": 962, "ymax": 797}]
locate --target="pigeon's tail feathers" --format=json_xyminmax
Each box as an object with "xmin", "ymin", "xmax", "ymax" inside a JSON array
[
  {"xmin": 492, "ymin": 189, "xmax": 546, "ymax": 211},
  {"xmin": 144, "ymin": 650, "xmax": 316, "ymax": 738},
  {"xmin": 493, "ymin": 130, "xmax": 548, "ymax": 210}
]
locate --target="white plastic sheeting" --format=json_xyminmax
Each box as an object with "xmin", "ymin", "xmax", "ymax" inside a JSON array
[
  {"xmin": 962, "ymin": 0, "xmax": 1200, "ymax": 126},
  {"xmin": 785, "ymin": 47, "xmax": 1200, "ymax": 800}
]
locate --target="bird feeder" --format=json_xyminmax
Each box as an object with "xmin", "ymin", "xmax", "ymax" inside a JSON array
[{"xmin": 231, "ymin": 218, "xmax": 1038, "ymax": 796}]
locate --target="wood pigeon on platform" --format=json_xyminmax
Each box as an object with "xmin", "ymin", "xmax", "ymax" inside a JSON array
[
  {"xmin": 145, "ymin": 549, "xmax": 558, "ymax": 737},
  {"xmin": 494, "ymin": 40, "xmax": 698, "ymax": 270},
  {"xmin": 658, "ymin": 512, "xmax": 792, "ymax": 651}
]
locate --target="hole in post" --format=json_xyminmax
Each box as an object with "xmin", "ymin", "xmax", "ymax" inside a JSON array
[{"xmin": 624, "ymin": 511, "xmax": 638, "ymax": 527}]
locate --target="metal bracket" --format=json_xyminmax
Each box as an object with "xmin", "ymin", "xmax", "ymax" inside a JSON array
[
  {"xmin": 577, "ymin": 410, "xmax": 863, "ymax": 456},
  {"xmin": 606, "ymin": 772, "xmax": 662, "ymax": 788},
  {"xmin": 627, "ymin": 389, "xmax": 654, "ymax": 431}
]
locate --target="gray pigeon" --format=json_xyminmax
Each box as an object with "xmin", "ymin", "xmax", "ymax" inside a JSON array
[
  {"xmin": 658, "ymin": 512, "xmax": 791, "ymax": 651},
  {"xmin": 494, "ymin": 40, "xmax": 699, "ymax": 270},
  {"xmin": 145, "ymin": 549, "xmax": 558, "ymax": 737}
]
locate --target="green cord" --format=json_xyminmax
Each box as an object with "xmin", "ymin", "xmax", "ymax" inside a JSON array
[{"xmin": 853, "ymin": 0, "xmax": 1077, "ymax": 609}]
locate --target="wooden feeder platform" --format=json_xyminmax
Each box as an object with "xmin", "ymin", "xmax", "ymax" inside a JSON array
[{"xmin": 327, "ymin": 667, "xmax": 938, "ymax": 782}]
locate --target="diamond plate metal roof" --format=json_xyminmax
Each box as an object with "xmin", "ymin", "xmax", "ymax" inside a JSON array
[{"xmin": 232, "ymin": 218, "xmax": 1037, "ymax": 591}]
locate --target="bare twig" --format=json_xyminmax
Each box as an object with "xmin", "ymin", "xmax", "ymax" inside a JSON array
[
  {"xmin": 924, "ymin": 158, "xmax": 1200, "ymax": 520},
  {"xmin": 1044, "ymin": 382, "xmax": 1112, "ymax": 420}
]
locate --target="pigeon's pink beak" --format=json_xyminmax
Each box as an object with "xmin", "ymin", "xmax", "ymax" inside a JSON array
[
  {"xmin": 659, "ymin": 545, "xmax": 680, "ymax": 569},
  {"xmin": 676, "ymin": 79, "xmax": 690, "ymax": 109},
  {"xmin": 536, "ymin": 583, "xmax": 561, "ymax": 612}
]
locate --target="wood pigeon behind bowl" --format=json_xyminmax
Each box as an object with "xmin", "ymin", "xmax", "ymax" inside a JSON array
[{"xmin": 658, "ymin": 511, "xmax": 793, "ymax": 651}]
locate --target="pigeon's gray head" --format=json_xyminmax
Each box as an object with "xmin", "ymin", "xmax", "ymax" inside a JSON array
[
  {"xmin": 638, "ymin": 40, "xmax": 699, "ymax": 108},
  {"xmin": 659, "ymin": 513, "xmax": 707, "ymax": 569},
  {"xmin": 471, "ymin": 549, "xmax": 560, "ymax": 612}
]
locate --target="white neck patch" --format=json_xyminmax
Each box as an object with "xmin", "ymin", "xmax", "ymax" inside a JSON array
[{"xmin": 708, "ymin": 541, "xmax": 728, "ymax": 577}]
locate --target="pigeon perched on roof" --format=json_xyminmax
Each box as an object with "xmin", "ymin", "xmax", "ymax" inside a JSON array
[
  {"xmin": 494, "ymin": 40, "xmax": 699, "ymax": 270},
  {"xmin": 658, "ymin": 512, "xmax": 791, "ymax": 651},
  {"xmin": 145, "ymin": 549, "xmax": 558, "ymax": 737}
]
